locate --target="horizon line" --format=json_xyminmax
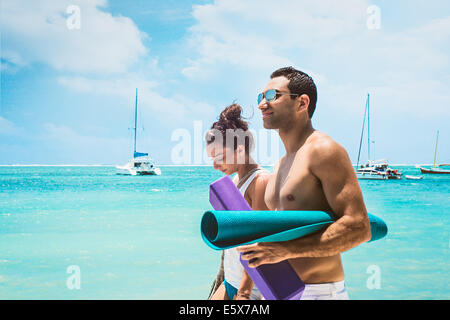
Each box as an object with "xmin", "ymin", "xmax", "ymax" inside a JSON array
[{"xmin": 0, "ymin": 163, "xmax": 437, "ymax": 167}]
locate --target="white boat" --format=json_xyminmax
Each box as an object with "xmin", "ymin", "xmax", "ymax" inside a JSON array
[
  {"xmin": 357, "ymin": 160, "xmax": 402, "ymax": 180},
  {"xmin": 116, "ymin": 156, "xmax": 161, "ymax": 176},
  {"xmin": 356, "ymin": 166, "xmax": 388, "ymax": 180},
  {"xmin": 355, "ymin": 94, "xmax": 402, "ymax": 180},
  {"xmin": 405, "ymin": 175, "xmax": 423, "ymax": 180},
  {"xmin": 356, "ymin": 160, "xmax": 401, "ymax": 180},
  {"xmin": 116, "ymin": 89, "xmax": 161, "ymax": 176}
]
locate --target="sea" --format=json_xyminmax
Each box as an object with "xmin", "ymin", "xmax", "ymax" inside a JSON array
[{"xmin": 0, "ymin": 165, "xmax": 448, "ymax": 300}]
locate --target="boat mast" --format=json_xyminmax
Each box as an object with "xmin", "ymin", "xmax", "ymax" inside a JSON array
[
  {"xmin": 433, "ymin": 130, "xmax": 439, "ymax": 168},
  {"xmin": 367, "ymin": 93, "xmax": 370, "ymax": 162},
  {"xmin": 133, "ymin": 88, "xmax": 138, "ymax": 157},
  {"xmin": 357, "ymin": 95, "xmax": 369, "ymax": 168},
  {"xmin": 357, "ymin": 94, "xmax": 369, "ymax": 168}
]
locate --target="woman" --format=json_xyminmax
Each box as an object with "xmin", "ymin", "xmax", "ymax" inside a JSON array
[{"xmin": 206, "ymin": 103, "xmax": 270, "ymax": 300}]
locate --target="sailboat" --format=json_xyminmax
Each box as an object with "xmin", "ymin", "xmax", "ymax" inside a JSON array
[
  {"xmin": 355, "ymin": 94, "xmax": 402, "ymax": 180},
  {"xmin": 116, "ymin": 89, "xmax": 161, "ymax": 176},
  {"xmin": 419, "ymin": 130, "xmax": 450, "ymax": 174}
]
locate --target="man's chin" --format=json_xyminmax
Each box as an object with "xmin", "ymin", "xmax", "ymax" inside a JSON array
[{"xmin": 263, "ymin": 120, "xmax": 277, "ymax": 129}]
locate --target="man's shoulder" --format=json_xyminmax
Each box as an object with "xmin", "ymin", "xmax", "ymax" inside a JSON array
[
  {"xmin": 305, "ymin": 131, "xmax": 344, "ymax": 156},
  {"xmin": 299, "ymin": 131, "xmax": 349, "ymax": 170}
]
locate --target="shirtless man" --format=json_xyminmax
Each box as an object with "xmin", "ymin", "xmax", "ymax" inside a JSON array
[{"xmin": 238, "ymin": 67, "xmax": 371, "ymax": 300}]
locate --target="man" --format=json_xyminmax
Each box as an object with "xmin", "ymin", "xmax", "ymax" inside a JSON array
[{"xmin": 238, "ymin": 67, "xmax": 371, "ymax": 300}]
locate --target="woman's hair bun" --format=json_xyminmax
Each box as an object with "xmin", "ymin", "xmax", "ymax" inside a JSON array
[
  {"xmin": 217, "ymin": 103, "xmax": 248, "ymax": 131},
  {"xmin": 206, "ymin": 103, "xmax": 254, "ymax": 153}
]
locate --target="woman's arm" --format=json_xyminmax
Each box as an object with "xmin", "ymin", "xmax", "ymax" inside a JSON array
[
  {"xmin": 234, "ymin": 270, "xmax": 254, "ymax": 300},
  {"xmin": 235, "ymin": 173, "xmax": 270, "ymax": 299},
  {"xmin": 210, "ymin": 282, "xmax": 229, "ymax": 300},
  {"xmin": 250, "ymin": 173, "xmax": 270, "ymax": 210}
]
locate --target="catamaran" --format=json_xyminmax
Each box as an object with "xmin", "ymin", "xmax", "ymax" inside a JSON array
[
  {"xmin": 116, "ymin": 89, "xmax": 161, "ymax": 176},
  {"xmin": 355, "ymin": 94, "xmax": 402, "ymax": 180},
  {"xmin": 419, "ymin": 130, "xmax": 450, "ymax": 174}
]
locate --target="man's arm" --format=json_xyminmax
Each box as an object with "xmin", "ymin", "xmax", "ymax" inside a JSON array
[{"xmin": 238, "ymin": 140, "xmax": 371, "ymax": 267}]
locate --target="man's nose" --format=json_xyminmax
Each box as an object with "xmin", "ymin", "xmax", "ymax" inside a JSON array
[{"xmin": 258, "ymin": 99, "xmax": 268, "ymax": 110}]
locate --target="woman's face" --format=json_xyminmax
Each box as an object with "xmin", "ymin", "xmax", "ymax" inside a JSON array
[{"xmin": 207, "ymin": 144, "xmax": 240, "ymax": 175}]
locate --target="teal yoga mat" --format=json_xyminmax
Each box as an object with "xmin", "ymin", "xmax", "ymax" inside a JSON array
[{"xmin": 201, "ymin": 210, "xmax": 387, "ymax": 250}]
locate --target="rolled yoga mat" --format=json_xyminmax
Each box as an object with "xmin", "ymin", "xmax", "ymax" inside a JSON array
[
  {"xmin": 204, "ymin": 175, "xmax": 388, "ymax": 300},
  {"xmin": 201, "ymin": 209, "xmax": 388, "ymax": 250}
]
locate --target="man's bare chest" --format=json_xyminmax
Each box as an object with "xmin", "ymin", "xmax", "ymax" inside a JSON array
[{"xmin": 265, "ymin": 161, "xmax": 321, "ymax": 210}]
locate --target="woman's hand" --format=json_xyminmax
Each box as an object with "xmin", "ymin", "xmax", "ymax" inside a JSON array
[{"xmin": 234, "ymin": 291, "xmax": 251, "ymax": 300}]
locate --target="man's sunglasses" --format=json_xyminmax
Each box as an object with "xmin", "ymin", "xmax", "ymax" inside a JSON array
[{"xmin": 257, "ymin": 89, "xmax": 299, "ymax": 105}]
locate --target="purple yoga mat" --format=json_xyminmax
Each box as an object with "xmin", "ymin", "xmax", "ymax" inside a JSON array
[{"xmin": 209, "ymin": 175, "xmax": 305, "ymax": 300}]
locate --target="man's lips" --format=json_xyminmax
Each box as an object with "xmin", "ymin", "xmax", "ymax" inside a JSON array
[{"xmin": 262, "ymin": 111, "xmax": 273, "ymax": 119}]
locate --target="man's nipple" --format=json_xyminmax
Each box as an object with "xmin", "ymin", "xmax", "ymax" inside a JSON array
[{"xmin": 286, "ymin": 194, "xmax": 295, "ymax": 201}]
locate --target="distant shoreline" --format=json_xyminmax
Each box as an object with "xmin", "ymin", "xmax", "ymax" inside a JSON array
[{"xmin": 0, "ymin": 164, "xmax": 435, "ymax": 167}]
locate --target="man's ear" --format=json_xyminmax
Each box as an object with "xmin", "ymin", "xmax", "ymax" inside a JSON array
[{"xmin": 297, "ymin": 94, "xmax": 310, "ymax": 113}]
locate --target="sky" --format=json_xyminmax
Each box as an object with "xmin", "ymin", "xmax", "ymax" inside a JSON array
[{"xmin": 1, "ymin": 0, "xmax": 449, "ymax": 165}]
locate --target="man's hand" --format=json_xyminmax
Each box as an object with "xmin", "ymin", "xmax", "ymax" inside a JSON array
[{"xmin": 237, "ymin": 242, "xmax": 291, "ymax": 268}]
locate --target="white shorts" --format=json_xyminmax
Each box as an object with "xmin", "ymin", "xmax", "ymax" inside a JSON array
[{"xmin": 299, "ymin": 280, "xmax": 349, "ymax": 300}]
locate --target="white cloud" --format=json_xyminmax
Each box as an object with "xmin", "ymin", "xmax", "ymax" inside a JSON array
[
  {"xmin": 182, "ymin": 0, "xmax": 369, "ymax": 76},
  {"xmin": 183, "ymin": 0, "xmax": 450, "ymax": 118},
  {"xmin": 1, "ymin": 0, "xmax": 148, "ymax": 73},
  {"xmin": 57, "ymin": 74, "xmax": 217, "ymax": 126},
  {"xmin": 57, "ymin": 75, "xmax": 158, "ymax": 97},
  {"xmin": 41, "ymin": 122, "xmax": 131, "ymax": 163},
  {"xmin": 0, "ymin": 116, "xmax": 23, "ymax": 136}
]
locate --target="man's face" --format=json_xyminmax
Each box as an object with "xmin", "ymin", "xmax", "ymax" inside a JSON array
[{"xmin": 258, "ymin": 76, "xmax": 298, "ymax": 129}]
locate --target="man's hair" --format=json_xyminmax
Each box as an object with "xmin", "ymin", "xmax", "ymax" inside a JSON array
[{"xmin": 270, "ymin": 66, "xmax": 317, "ymax": 118}]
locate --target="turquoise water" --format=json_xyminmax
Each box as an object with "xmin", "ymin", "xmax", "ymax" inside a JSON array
[{"xmin": 0, "ymin": 166, "xmax": 448, "ymax": 299}]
